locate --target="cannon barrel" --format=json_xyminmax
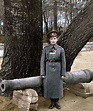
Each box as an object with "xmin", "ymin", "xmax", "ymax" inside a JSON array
[
  {"xmin": 0, "ymin": 69, "xmax": 93, "ymax": 92},
  {"xmin": 63, "ymin": 69, "xmax": 93, "ymax": 85},
  {"xmin": 0, "ymin": 76, "xmax": 42, "ymax": 92}
]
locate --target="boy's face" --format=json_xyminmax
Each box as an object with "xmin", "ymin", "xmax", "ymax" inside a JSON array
[{"xmin": 49, "ymin": 36, "xmax": 58, "ymax": 45}]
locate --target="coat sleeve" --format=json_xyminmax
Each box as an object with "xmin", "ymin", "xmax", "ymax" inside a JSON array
[
  {"xmin": 61, "ymin": 48, "xmax": 66, "ymax": 76},
  {"xmin": 40, "ymin": 48, "xmax": 46, "ymax": 76}
]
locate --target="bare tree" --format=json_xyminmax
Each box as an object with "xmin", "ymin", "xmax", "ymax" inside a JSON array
[
  {"xmin": 53, "ymin": 0, "xmax": 57, "ymax": 30},
  {"xmin": 42, "ymin": 0, "xmax": 90, "ymax": 33},
  {"xmin": 58, "ymin": 0, "xmax": 93, "ymax": 71},
  {"xmin": 0, "ymin": 0, "xmax": 4, "ymax": 20},
  {"xmin": 0, "ymin": 0, "xmax": 4, "ymax": 34}
]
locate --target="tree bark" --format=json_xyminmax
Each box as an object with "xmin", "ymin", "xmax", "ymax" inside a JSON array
[
  {"xmin": 43, "ymin": 11, "xmax": 48, "ymax": 33},
  {"xmin": 57, "ymin": 1, "xmax": 93, "ymax": 71},
  {"xmin": 53, "ymin": 0, "xmax": 57, "ymax": 30},
  {"xmin": 0, "ymin": 0, "xmax": 42, "ymax": 79}
]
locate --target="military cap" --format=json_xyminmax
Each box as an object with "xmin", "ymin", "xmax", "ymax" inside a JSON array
[{"xmin": 47, "ymin": 30, "xmax": 58, "ymax": 39}]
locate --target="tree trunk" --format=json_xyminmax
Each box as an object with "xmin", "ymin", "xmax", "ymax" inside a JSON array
[
  {"xmin": 53, "ymin": 0, "xmax": 57, "ymax": 30},
  {"xmin": 57, "ymin": 1, "xmax": 93, "ymax": 71},
  {"xmin": 43, "ymin": 11, "xmax": 48, "ymax": 33},
  {"xmin": 0, "ymin": 0, "xmax": 42, "ymax": 79}
]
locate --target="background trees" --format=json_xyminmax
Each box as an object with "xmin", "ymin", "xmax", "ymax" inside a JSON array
[
  {"xmin": 42, "ymin": 0, "xmax": 90, "ymax": 34},
  {"xmin": 0, "ymin": 0, "xmax": 4, "ymax": 42}
]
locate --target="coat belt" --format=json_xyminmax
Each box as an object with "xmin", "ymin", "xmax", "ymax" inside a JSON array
[{"xmin": 46, "ymin": 59, "xmax": 60, "ymax": 62}]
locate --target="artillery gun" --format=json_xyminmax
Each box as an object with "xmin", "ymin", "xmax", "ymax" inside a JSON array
[{"xmin": 0, "ymin": 69, "xmax": 93, "ymax": 93}]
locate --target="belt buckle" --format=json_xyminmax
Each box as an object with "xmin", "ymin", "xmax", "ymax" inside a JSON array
[{"xmin": 50, "ymin": 60, "xmax": 53, "ymax": 62}]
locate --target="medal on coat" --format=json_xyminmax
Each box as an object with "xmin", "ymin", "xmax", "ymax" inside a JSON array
[{"xmin": 49, "ymin": 48, "xmax": 56, "ymax": 54}]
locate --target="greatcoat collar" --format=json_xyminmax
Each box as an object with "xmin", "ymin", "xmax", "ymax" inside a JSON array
[{"xmin": 49, "ymin": 44, "xmax": 58, "ymax": 50}]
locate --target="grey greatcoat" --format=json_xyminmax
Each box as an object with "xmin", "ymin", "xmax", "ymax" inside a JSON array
[{"xmin": 40, "ymin": 44, "xmax": 66, "ymax": 99}]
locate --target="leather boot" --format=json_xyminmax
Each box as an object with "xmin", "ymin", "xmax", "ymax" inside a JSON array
[
  {"xmin": 49, "ymin": 100, "xmax": 54, "ymax": 109},
  {"xmin": 54, "ymin": 102, "xmax": 61, "ymax": 109}
]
